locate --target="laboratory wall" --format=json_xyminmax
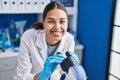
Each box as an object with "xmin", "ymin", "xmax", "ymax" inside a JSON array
[{"xmin": 77, "ymin": 0, "xmax": 113, "ymax": 80}]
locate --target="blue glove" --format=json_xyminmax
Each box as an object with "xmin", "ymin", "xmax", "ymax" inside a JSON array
[
  {"xmin": 38, "ymin": 54, "xmax": 65, "ymax": 80},
  {"xmin": 69, "ymin": 52, "xmax": 80, "ymax": 64}
]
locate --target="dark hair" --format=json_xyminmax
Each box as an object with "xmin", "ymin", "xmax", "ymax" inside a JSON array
[{"xmin": 32, "ymin": 1, "xmax": 68, "ymax": 29}]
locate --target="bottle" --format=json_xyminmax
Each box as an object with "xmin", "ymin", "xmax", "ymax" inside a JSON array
[
  {"xmin": 9, "ymin": 19, "xmax": 20, "ymax": 52},
  {"xmin": 0, "ymin": 26, "xmax": 5, "ymax": 52},
  {"xmin": 9, "ymin": 19, "xmax": 17, "ymax": 44},
  {"xmin": 0, "ymin": 26, "xmax": 11, "ymax": 52},
  {"xmin": 60, "ymin": 52, "xmax": 87, "ymax": 80}
]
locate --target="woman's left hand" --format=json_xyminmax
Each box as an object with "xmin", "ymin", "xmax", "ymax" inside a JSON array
[{"xmin": 69, "ymin": 52, "xmax": 80, "ymax": 64}]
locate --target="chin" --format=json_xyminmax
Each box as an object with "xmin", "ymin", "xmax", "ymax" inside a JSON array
[{"xmin": 53, "ymin": 37, "xmax": 62, "ymax": 42}]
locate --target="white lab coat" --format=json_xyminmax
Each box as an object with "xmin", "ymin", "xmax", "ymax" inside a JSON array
[{"xmin": 13, "ymin": 28, "xmax": 75, "ymax": 80}]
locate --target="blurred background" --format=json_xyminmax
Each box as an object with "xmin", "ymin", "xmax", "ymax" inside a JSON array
[{"xmin": 0, "ymin": 0, "xmax": 120, "ymax": 80}]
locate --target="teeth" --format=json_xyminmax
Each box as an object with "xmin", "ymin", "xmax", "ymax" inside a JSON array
[{"xmin": 53, "ymin": 32, "xmax": 60, "ymax": 34}]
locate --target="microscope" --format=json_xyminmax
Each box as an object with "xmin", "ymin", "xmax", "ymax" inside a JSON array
[{"xmin": 60, "ymin": 51, "xmax": 87, "ymax": 80}]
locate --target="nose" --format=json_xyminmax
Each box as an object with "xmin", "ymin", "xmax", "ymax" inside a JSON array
[{"xmin": 54, "ymin": 22, "xmax": 61, "ymax": 28}]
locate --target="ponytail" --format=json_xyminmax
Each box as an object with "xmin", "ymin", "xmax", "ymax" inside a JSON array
[{"xmin": 32, "ymin": 22, "xmax": 44, "ymax": 30}]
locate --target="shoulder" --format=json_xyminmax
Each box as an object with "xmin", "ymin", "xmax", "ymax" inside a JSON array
[
  {"xmin": 21, "ymin": 28, "xmax": 37, "ymax": 38},
  {"xmin": 21, "ymin": 28, "xmax": 44, "ymax": 40},
  {"xmin": 62, "ymin": 32, "xmax": 74, "ymax": 43},
  {"xmin": 64, "ymin": 32, "xmax": 74, "ymax": 40}
]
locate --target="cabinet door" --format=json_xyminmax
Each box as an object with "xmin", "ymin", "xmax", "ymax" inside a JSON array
[
  {"xmin": 108, "ymin": 0, "xmax": 120, "ymax": 80},
  {"xmin": 109, "ymin": 52, "xmax": 120, "ymax": 79},
  {"xmin": 0, "ymin": 56, "xmax": 18, "ymax": 80}
]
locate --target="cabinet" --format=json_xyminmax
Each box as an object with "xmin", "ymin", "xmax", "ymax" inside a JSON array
[
  {"xmin": 108, "ymin": 0, "xmax": 120, "ymax": 80},
  {"xmin": 0, "ymin": 0, "xmax": 50, "ymax": 13},
  {"xmin": 0, "ymin": 49, "xmax": 18, "ymax": 80}
]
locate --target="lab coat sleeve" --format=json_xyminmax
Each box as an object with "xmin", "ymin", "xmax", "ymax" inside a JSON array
[{"xmin": 13, "ymin": 33, "xmax": 35, "ymax": 80}]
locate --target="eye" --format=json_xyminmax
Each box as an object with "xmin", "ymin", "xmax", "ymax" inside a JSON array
[
  {"xmin": 47, "ymin": 20, "xmax": 55, "ymax": 24},
  {"xmin": 60, "ymin": 20, "xmax": 66, "ymax": 24}
]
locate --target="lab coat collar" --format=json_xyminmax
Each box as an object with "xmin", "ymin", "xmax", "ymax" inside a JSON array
[
  {"xmin": 35, "ymin": 30, "xmax": 67, "ymax": 59},
  {"xmin": 57, "ymin": 34, "xmax": 67, "ymax": 57}
]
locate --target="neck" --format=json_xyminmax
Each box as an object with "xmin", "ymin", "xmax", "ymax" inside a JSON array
[
  {"xmin": 47, "ymin": 42, "xmax": 57, "ymax": 46},
  {"xmin": 46, "ymin": 38, "xmax": 60, "ymax": 47},
  {"xmin": 46, "ymin": 39, "xmax": 58, "ymax": 47}
]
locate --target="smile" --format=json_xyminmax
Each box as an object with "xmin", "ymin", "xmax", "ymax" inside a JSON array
[{"xmin": 51, "ymin": 31, "xmax": 63, "ymax": 37}]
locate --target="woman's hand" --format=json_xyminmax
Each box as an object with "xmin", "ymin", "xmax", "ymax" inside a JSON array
[
  {"xmin": 37, "ymin": 54, "xmax": 65, "ymax": 80},
  {"xmin": 69, "ymin": 52, "xmax": 80, "ymax": 64}
]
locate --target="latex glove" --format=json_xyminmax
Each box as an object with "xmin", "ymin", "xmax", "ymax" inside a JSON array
[
  {"xmin": 69, "ymin": 52, "xmax": 80, "ymax": 64},
  {"xmin": 38, "ymin": 54, "xmax": 65, "ymax": 80}
]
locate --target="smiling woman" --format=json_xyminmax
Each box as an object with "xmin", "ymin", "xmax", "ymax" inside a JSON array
[
  {"xmin": 43, "ymin": 8, "xmax": 68, "ymax": 46},
  {"xmin": 13, "ymin": 1, "xmax": 82, "ymax": 80}
]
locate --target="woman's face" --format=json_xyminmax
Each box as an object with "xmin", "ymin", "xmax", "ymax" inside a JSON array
[{"xmin": 43, "ymin": 8, "xmax": 68, "ymax": 46}]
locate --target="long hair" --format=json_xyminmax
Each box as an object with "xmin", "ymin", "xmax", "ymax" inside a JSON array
[{"xmin": 32, "ymin": 1, "xmax": 68, "ymax": 30}]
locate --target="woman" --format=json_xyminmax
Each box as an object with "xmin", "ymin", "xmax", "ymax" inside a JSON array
[{"xmin": 14, "ymin": 1, "xmax": 80, "ymax": 80}]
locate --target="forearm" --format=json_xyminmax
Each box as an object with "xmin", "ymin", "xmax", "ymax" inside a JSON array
[{"xmin": 34, "ymin": 74, "xmax": 40, "ymax": 80}]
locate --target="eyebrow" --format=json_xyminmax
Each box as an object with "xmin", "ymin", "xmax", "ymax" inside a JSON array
[{"xmin": 47, "ymin": 18, "xmax": 67, "ymax": 20}]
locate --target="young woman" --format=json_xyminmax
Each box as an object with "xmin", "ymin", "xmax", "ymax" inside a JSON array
[{"xmin": 14, "ymin": 1, "xmax": 80, "ymax": 80}]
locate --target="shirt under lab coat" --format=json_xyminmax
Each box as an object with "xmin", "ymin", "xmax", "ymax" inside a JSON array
[{"xmin": 13, "ymin": 28, "xmax": 75, "ymax": 80}]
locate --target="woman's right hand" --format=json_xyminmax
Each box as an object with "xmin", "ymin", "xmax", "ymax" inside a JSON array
[{"xmin": 37, "ymin": 54, "xmax": 65, "ymax": 80}]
